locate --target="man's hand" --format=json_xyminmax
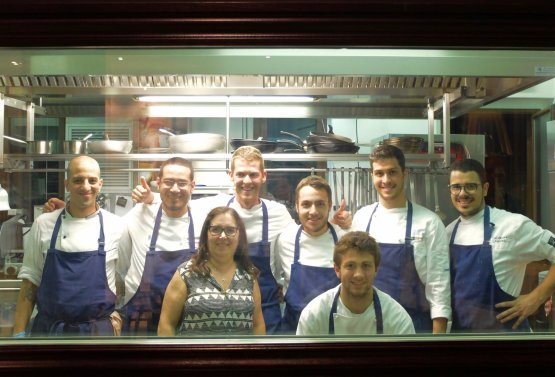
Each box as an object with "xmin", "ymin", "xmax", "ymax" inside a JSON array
[
  {"xmin": 331, "ymin": 198, "xmax": 352, "ymax": 229},
  {"xmin": 495, "ymin": 292, "xmax": 543, "ymax": 329},
  {"xmin": 43, "ymin": 197, "xmax": 66, "ymax": 213},
  {"xmin": 132, "ymin": 176, "xmax": 155, "ymax": 204}
]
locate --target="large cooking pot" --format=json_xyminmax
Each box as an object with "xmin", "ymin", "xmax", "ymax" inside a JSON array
[
  {"xmin": 230, "ymin": 138, "xmax": 278, "ymax": 153},
  {"xmin": 160, "ymin": 129, "xmax": 225, "ymax": 153},
  {"xmin": 88, "ymin": 140, "xmax": 133, "ymax": 154},
  {"xmin": 3, "ymin": 135, "xmax": 58, "ymax": 154},
  {"xmin": 63, "ymin": 133, "xmax": 93, "ymax": 155}
]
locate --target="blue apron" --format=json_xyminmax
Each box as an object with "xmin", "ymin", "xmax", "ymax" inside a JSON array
[
  {"xmin": 366, "ymin": 202, "xmax": 431, "ymax": 332},
  {"xmin": 328, "ymin": 286, "xmax": 383, "ymax": 334},
  {"xmin": 449, "ymin": 206, "xmax": 530, "ymax": 332},
  {"xmin": 281, "ymin": 223, "xmax": 340, "ymax": 333},
  {"xmin": 32, "ymin": 210, "xmax": 115, "ymax": 336},
  {"xmin": 227, "ymin": 197, "xmax": 281, "ymax": 334},
  {"xmin": 122, "ymin": 205, "xmax": 195, "ymax": 335}
]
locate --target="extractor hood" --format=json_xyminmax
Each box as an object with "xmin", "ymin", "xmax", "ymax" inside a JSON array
[{"xmin": 0, "ymin": 74, "xmax": 548, "ymax": 119}]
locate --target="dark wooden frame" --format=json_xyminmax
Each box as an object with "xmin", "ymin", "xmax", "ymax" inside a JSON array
[{"xmin": 2, "ymin": 1, "xmax": 555, "ymax": 374}]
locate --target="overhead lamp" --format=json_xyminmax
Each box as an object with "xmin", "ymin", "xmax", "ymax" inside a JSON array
[{"xmin": 137, "ymin": 95, "xmax": 314, "ymax": 103}]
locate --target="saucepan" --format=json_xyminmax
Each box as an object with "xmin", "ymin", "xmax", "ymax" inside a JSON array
[
  {"xmin": 63, "ymin": 133, "xmax": 93, "ymax": 154},
  {"xmin": 3, "ymin": 135, "xmax": 59, "ymax": 154}
]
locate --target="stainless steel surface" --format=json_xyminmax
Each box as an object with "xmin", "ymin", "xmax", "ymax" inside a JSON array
[
  {"xmin": 62, "ymin": 140, "xmax": 87, "ymax": 154},
  {"xmin": 87, "ymin": 140, "xmax": 133, "ymax": 154},
  {"xmin": 1, "ymin": 73, "xmax": 548, "ymax": 119}
]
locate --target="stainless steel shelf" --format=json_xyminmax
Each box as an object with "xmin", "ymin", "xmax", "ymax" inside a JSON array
[{"xmin": 2, "ymin": 153, "xmax": 446, "ymax": 173}]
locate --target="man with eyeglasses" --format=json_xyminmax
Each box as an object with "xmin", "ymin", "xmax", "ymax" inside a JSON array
[
  {"xmin": 351, "ymin": 144, "xmax": 451, "ymax": 333},
  {"xmin": 447, "ymin": 158, "xmax": 555, "ymax": 332}
]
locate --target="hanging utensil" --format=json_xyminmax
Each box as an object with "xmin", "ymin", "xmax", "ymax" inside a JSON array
[
  {"xmin": 332, "ymin": 168, "xmax": 339, "ymax": 211},
  {"xmin": 352, "ymin": 168, "xmax": 358, "ymax": 212},
  {"xmin": 433, "ymin": 172, "xmax": 448, "ymax": 222},
  {"xmin": 409, "ymin": 169, "xmax": 416, "ymax": 203}
]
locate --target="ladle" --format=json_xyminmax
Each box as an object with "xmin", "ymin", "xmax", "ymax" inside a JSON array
[
  {"xmin": 82, "ymin": 133, "xmax": 93, "ymax": 141},
  {"xmin": 432, "ymin": 173, "xmax": 447, "ymax": 222}
]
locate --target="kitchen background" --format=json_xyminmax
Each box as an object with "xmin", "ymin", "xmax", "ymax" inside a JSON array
[{"xmin": 1, "ymin": 48, "xmax": 555, "ymax": 333}]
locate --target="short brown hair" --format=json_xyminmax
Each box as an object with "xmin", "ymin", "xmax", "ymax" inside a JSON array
[
  {"xmin": 334, "ymin": 231, "xmax": 381, "ymax": 268},
  {"xmin": 295, "ymin": 175, "xmax": 332, "ymax": 205}
]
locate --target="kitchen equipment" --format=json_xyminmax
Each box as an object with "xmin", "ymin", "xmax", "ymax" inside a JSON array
[
  {"xmin": 275, "ymin": 139, "xmax": 305, "ymax": 153},
  {"xmin": 3, "ymin": 135, "xmax": 58, "ymax": 154},
  {"xmin": 281, "ymin": 130, "xmax": 358, "ymax": 154},
  {"xmin": 308, "ymin": 124, "xmax": 354, "ymax": 144},
  {"xmin": 87, "ymin": 132, "xmax": 133, "ymax": 154},
  {"xmin": 432, "ymin": 172, "xmax": 447, "ymax": 222},
  {"xmin": 377, "ymin": 136, "xmax": 424, "ymax": 154},
  {"xmin": 63, "ymin": 132, "xmax": 93, "ymax": 154},
  {"xmin": 230, "ymin": 138, "xmax": 277, "ymax": 153},
  {"xmin": 307, "ymin": 142, "xmax": 360, "ymax": 154},
  {"xmin": 88, "ymin": 140, "xmax": 133, "ymax": 154},
  {"xmin": 160, "ymin": 129, "xmax": 226, "ymax": 153}
]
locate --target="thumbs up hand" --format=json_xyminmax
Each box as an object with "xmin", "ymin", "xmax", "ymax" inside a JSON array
[{"xmin": 131, "ymin": 176, "xmax": 155, "ymax": 204}]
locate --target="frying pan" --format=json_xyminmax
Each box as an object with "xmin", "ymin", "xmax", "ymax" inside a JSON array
[
  {"xmin": 160, "ymin": 129, "xmax": 225, "ymax": 153},
  {"xmin": 230, "ymin": 138, "xmax": 278, "ymax": 153},
  {"xmin": 309, "ymin": 124, "xmax": 353, "ymax": 144}
]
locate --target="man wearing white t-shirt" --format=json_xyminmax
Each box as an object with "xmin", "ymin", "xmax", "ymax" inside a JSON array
[{"xmin": 297, "ymin": 231, "xmax": 415, "ymax": 336}]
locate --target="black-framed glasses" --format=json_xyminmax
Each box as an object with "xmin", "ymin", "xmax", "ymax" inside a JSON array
[
  {"xmin": 161, "ymin": 179, "xmax": 190, "ymax": 188},
  {"xmin": 208, "ymin": 225, "xmax": 238, "ymax": 237},
  {"xmin": 448, "ymin": 183, "xmax": 480, "ymax": 195}
]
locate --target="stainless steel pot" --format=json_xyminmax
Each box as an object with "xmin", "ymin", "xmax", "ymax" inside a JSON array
[
  {"xmin": 3, "ymin": 135, "xmax": 58, "ymax": 154},
  {"xmin": 63, "ymin": 140, "xmax": 87, "ymax": 154},
  {"xmin": 88, "ymin": 140, "xmax": 133, "ymax": 154},
  {"xmin": 160, "ymin": 129, "xmax": 226, "ymax": 153}
]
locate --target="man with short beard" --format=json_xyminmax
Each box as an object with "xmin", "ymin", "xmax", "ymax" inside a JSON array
[{"xmin": 447, "ymin": 158, "xmax": 555, "ymax": 332}]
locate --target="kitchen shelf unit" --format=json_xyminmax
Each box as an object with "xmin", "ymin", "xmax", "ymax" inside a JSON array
[{"xmin": 2, "ymin": 152, "xmax": 447, "ymax": 173}]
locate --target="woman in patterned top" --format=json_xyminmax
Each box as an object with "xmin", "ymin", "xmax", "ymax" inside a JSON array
[{"xmin": 158, "ymin": 206, "xmax": 266, "ymax": 336}]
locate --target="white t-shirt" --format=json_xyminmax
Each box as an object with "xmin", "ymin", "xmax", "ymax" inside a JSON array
[
  {"xmin": 274, "ymin": 222, "xmax": 346, "ymax": 294},
  {"xmin": 117, "ymin": 201, "xmax": 208, "ymax": 304},
  {"xmin": 352, "ymin": 201, "xmax": 451, "ymax": 321},
  {"xmin": 446, "ymin": 206, "xmax": 555, "ymax": 297},
  {"xmin": 18, "ymin": 208, "xmax": 124, "ymax": 295},
  {"xmin": 296, "ymin": 285, "xmax": 415, "ymax": 336}
]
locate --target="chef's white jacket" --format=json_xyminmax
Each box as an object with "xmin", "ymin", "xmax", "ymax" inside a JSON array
[
  {"xmin": 446, "ymin": 206, "xmax": 555, "ymax": 297},
  {"xmin": 352, "ymin": 201, "xmax": 451, "ymax": 321},
  {"xmin": 19, "ymin": 208, "xmax": 124, "ymax": 295}
]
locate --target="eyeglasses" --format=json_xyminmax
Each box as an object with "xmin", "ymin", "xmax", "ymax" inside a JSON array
[
  {"xmin": 160, "ymin": 179, "xmax": 190, "ymax": 188},
  {"xmin": 208, "ymin": 225, "xmax": 238, "ymax": 237},
  {"xmin": 448, "ymin": 183, "xmax": 480, "ymax": 195}
]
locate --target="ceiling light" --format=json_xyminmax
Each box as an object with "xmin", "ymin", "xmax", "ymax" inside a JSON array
[{"xmin": 137, "ymin": 95, "xmax": 314, "ymax": 103}]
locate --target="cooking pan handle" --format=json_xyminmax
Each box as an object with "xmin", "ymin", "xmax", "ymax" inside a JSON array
[{"xmin": 279, "ymin": 130, "xmax": 305, "ymax": 145}]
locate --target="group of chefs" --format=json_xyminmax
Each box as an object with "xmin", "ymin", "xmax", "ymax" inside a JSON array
[{"xmin": 10, "ymin": 141, "xmax": 555, "ymax": 337}]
